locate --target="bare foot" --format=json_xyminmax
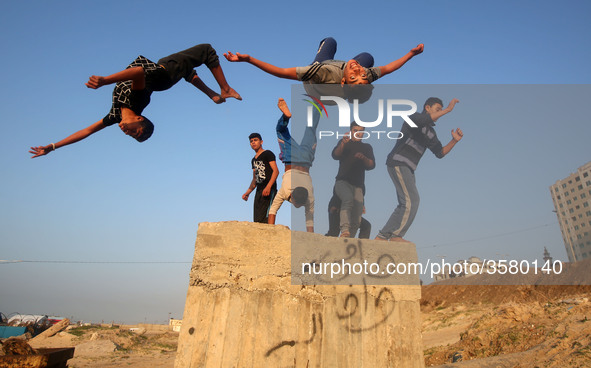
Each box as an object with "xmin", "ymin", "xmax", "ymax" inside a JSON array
[
  {"xmin": 374, "ymin": 236, "xmax": 387, "ymax": 241},
  {"xmin": 340, "ymin": 231, "xmax": 350, "ymax": 238},
  {"xmin": 220, "ymin": 87, "xmax": 242, "ymax": 101},
  {"xmin": 211, "ymin": 95, "xmax": 226, "ymax": 104},
  {"xmin": 277, "ymin": 98, "xmax": 291, "ymax": 118}
]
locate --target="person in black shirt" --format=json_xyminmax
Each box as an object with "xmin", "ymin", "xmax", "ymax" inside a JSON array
[
  {"xmin": 242, "ymin": 133, "xmax": 279, "ymax": 223},
  {"xmin": 331, "ymin": 122, "xmax": 375, "ymax": 238},
  {"xmin": 30, "ymin": 44, "xmax": 241, "ymax": 158},
  {"xmin": 325, "ymin": 188, "xmax": 372, "ymax": 239}
]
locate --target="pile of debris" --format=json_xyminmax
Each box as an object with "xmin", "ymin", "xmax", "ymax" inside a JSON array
[
  {"xmin": 0, "ymin": 318, "xmax": 74, "ymax": 368},
  {"xmin": 0, "ymin": 314, "xmax": 68, "ymax": 340}
]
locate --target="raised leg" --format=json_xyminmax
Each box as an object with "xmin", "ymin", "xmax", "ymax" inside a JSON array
[{"xmin": 312, "ymin": 37, "xmax": 337, "ymax": 64}]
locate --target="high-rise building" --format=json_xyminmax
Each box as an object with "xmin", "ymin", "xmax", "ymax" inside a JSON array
[{"xmin": 550, "ymin": 161, "xmax": 591, "ymax": 262}]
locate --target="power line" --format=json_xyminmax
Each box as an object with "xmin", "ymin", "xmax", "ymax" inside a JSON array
[{"xmin": 417, "ymin": 223, "xmax": 553, "ymax": 249}]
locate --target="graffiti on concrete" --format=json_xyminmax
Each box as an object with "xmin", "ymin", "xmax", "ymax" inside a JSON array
[
  {"xmin": 265, "ymin": 313, "xmax": 323, "ymax": 357},
  {"xmin": 335, "ymin": 284, "xmax": 396, "ymax": 333}
]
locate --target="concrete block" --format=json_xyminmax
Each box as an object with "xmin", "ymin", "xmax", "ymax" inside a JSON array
[{"xmin": 175, "ymin": 221, "xmax": 423, "ymax": 368}]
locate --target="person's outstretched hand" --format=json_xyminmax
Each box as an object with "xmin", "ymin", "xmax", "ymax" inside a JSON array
[
  {"xmin": 223, "ymin": 52, "xmax": 250, "ymax": 62},
  {"xmin": 29, "ymin": 145, "xmax": 53, "ymax": 158}
]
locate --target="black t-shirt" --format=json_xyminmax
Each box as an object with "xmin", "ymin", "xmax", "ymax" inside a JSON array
[
  {"xmin": 102, "ymin": 46, "xmax": 220, "ymax": 127},
  {"xmin": 102, "ymin": 56, "xmax": 162, "ymax": 127},
  {"xmin": 251, "ymin": 150, "xmax": 277, "ymax": 190},
  {"xmin": 333, "ymin": 140, "xmax": 375, "ymax": 187}
]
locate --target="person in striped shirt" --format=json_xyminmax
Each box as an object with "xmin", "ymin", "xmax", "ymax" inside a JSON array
[{"xmin": 376, "ymin": 97, "xmax": 463, "ymax": 242}]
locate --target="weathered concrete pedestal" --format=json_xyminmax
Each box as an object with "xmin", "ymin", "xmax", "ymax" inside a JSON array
[{"xmin": 175, "ymin": 221, "xmax": 424, "ymax": 368}]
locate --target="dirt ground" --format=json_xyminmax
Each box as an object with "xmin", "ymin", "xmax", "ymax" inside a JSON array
[
  {"xmin": 27, "ymin": 326, "xmax": 178, "ymax": 368},
  {"xmin": 19, "ymin": 277, "xmax": 591, "ymax": 367},
  {"xmin": 422, "ymin": 258, "xmax": 591, "ymax": 367},
  {"xmin": 421, "ymin": 285, "xmax": 591, "ymax": 367}
]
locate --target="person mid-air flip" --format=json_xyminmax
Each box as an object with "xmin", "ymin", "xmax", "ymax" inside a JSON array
[{"xmin": 30, "ymin": 43, "xmax": 241, "ymax": 158}]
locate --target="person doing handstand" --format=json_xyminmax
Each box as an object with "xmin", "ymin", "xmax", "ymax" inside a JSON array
[{"xmin": 268, "ymin": 98, "xmax": 320, "ymax": 233}]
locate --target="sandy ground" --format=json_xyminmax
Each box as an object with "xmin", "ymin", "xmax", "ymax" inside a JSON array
[
  {"xmin": 27, "ymin": 327, "xmax": 178, "ymax": 368},
  {"xmin": 422, "ymin": 285, "xmax": 591, "ymax": 367},
  {"xmin": 10, "ymin": 283, "xmax": 591, "ymax": 367}
]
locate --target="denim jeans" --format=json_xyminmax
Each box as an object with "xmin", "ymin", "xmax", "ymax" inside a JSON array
[
  {"xmin": 377, "ymin": 165, "xmax": 420, "ymax": 239},
  {"xmin": 276, "ymin": 109, "xmax": 320, "ymax": 167},
  {"xmin": 313, "ymin": 37, "xmax": 375, "ymax": 68}
]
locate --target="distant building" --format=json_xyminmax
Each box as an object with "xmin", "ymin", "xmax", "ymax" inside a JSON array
[
  {"xmin": 433, "ymin": 256, "xmax": 498, "ymax": 281},
  {"xmin": 543, "ymin": 247, "xmax": 553, "ymax": 264},
  {"xmin": 549, "ymin": 161, "xmax": 591, "ymax": 262},
  {"xmin": 169, "ymin": 318, "xmax": 182, "ymax": 332}
]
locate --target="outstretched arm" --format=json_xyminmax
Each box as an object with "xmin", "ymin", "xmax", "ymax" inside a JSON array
[
  {"xmin": 224, "ymin": 52, "xmax": 298, "ymax": 80},
  {"xmin": 85, "ymin": 66, "xmax": 146, "ymax": 90},
  {"xmin": 431, "ymin": 98, "xmax": 459, "ymax": 122},
  {"xmin": 378, "ymin": 44, "xmax": 424, "ymax": 77},
  {"xmin": 29, "ymin": 120, "xmax": 106, "ymax": 158}
]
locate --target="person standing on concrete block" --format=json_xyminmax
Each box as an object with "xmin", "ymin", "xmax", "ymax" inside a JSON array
[
  {"xmin": 375, "ymin": 97, "xmax": 463, "ymax": 243},
  {"xmin": 268, "ymin": 98, "xmax": 320, "ymax": 233},
  {"xmin": 331, "ymin": 122, "xmax": 375, "ymax": 238},
  {"xmin": 325, "ymin": 188, "xmax": 372, "ymax": 239},
  {"xmin": 242, "ymin": 133, "xmax": 279, "ymax": 223}
]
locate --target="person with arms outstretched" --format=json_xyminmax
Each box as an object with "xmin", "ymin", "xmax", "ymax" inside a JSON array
[
  {"xmin": 376, "ymin": 97, "xmax": 463, "ymax": 242},
  {"xmin": 224, "ymin": 37, "xmax": 423, "ymax": 85},
  {"xmin": 30, "ymin": 44, "xmax": 241, "ymax": 158}
]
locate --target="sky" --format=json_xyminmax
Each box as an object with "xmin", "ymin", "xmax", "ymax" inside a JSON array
[{"xmin": 1, "ymin": 0, "xmax": 590, "ymax": 324}]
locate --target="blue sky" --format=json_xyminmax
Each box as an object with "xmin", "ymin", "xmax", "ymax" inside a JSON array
[{"xmin": 1, "ymin": 0, "xmax": 590, "ymax": 323}]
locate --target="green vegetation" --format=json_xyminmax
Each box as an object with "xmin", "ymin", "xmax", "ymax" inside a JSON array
[{"xmin": 68, "ymin": 325, "xmax": 116, "ymax": 336}]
